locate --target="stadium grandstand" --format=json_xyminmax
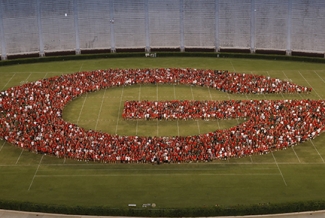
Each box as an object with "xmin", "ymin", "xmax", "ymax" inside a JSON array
[{"xmin": 0, "ymin": 0, "xmax": 324, "ymax": 59}]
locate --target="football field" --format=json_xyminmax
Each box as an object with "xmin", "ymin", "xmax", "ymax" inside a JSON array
[{"xmin": 1, "ymin": 57, "xmax": 325, "ymax": 209}]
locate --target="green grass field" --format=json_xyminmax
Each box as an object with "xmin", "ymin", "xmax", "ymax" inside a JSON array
[{"xmin": 1, "ymin": 57, "xmax": 325, "ymax": 209}]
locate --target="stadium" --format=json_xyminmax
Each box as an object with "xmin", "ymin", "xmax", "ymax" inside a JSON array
[{"xmin": 1, "ymin": 0, "xmax": 325, "ymax": 217}]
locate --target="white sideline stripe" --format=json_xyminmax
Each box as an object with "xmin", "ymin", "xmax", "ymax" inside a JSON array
[
  {"xmin": 309, "ymin": 140, "xmax": 325, "ymax": 163},
  {"xmin": 298, "ymin": 71, "xmax": 322, "ymax": 99},
  {"xmin": 1, "ymin": 73, "xmax": 16, "ymax": 90},
  {"xmin": 15, "ymin": 150, "xmax": 24, "ymax": 164},
  {"xmin": 35, "ymin": 173, "xmax": 279, "ymax": 177},
  {"xmin": 28, "ymin": 155, "xmax": 44, "ymax": 191},
  {"xmin": 272, "ymin": 152, "xmax": 288, "ymax": 186},
  {"xmin": 115, "ymin": 86, "xmax": 124, "ymax": 134},
  {"xmin": 95, "ymin": 89, "xmax": 106, "ymax": 130}
]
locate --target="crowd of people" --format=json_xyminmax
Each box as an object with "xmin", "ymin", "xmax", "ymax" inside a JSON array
[{"xmin": 0, "ymin": 68, "xmax": 320, "ymax": 163}]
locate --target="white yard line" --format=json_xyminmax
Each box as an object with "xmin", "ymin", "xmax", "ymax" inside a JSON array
[
  {"xmin": 282, "ymin": 70, "xmax": 305, "ymax": 99},
  {"xmin": 177, "ymin": 120, "xmax": 180, "ymax": 136},
  {"xmin": 298, "ymin": 71, "xmax": 322, "ymax": 99},
  {"xmin": 191, "ymin": 86, "xmax": 201, "ymax": 134},
  {"xmin": 208, "ymin": 87, "xmax": 213, "ymax": 100},
  {"xmin": 267, "ymin": 71, "xmax": 300, "ymax": 163},
  {"xmin": 76, "ymin": 93, "xmax": 88, "ymax": 125},
  {"xmin": 28, "ymin": 155, "xmax": 44, "ymax": 191},
  {"xmin": 309, "ymin": 140, "xmax": 325, "ymax": 163},
  {"xmin": 156, "ymin": 84, "xmax": 158, "ymax": 101},
  {"xmin": 196, "ymin": 120, "xmax": 201, "ymax": 134},
  {"xmin": 79, "ymin": 63, "xmax": 84, "ymax": 72},
  {"xmin": 289, "ymin": 71, "xmax": 324, "ymax": 162},
  {"xmin": 25, "ymin": 73, "xmax": 32, "ymax": 82},
  {"xmin": 175, "ymin": 86, "xmax": 180, "ymax": 136},
  {"xmin": 173, "ymin": 84, "xmax": 177, "ymax": 99},
  {"xmin": 0, "ymin": 141, "xmax": 5, "ymax": 152},
  {"xmin": 115, "ymin": 87, "xmax": 124, "ymax": 134},
  {"xmin": 136, "ymin": 85, "xmax": 142, "ymax": 135},
  {"xmin": 42, "ymin": 72, "xmax": 48, "ymax": 79},
  {"xmin": 229, "ymin": 60, "xmax": 236, "ymax": 72},
  {"xmin": 291, "ymin": 146, "xmax": 301, "ymax": 163},
  {"xmin": 95, "ymin": 89, "xmax": 106, "ymax": 131},
  {"xmin": 313, "ymin": 70, "xmax": 325, "ymax": 84},
  {"xmin": 271, "ymin": 152, "xmax": 288, "ymax": 186},
  {"xmin": 1, "ymin": 73, "xmax": 16, "ymax": 90},
  {"xmin": 15, "ymin": 150, "xmax": 24, "ymax": 164}
]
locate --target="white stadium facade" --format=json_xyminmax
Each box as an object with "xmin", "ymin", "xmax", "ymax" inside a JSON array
[{"xmin": 0, "ymin": 0, "xmax": 324, "ymax": 59}]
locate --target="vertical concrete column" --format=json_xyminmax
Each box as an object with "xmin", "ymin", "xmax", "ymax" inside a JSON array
[
  {"xmin": 73, "ymin": 0, "xmax": 80, "ymax": 54},
  {"xmin": 250, "ymin": 0, "xmax": 256, "ymax": 53},
  {"xmin": 286, "ymin": 0, "xmax": 292, "ymax": 56},
  {"xmin": 36, "ymin": 0, "xmax": 44, "ymax": 57},
  {"xmin": 179, "ymin": 0, "xmax": 185, "ymax": 52},
  {"xmin": 215, "ymin": 0, "xmax": 219, "ymax": 52},
  {"xmin": 0, "ymin": 1, "xmax": 7, "ymax": 60},
  {"xmin": 109, "ymin": 0, "xmax": 116, "ymax": 52},
  {"xmin": 144, "ymin": 0, "xmax": 150, "ymax": 52}
]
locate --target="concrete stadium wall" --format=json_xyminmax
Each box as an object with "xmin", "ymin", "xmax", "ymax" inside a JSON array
[{"xmin": 0, "ymin": 0, "xmax": 324, "ymax": 59}]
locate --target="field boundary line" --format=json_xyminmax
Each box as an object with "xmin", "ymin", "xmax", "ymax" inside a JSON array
[
  {"xmin": 28, "ymin": 155, "xmax": 44, "ymax": 191},
  {"xmin": 272, "ymin": 152, "xmax": 288, "ymax": 186}
]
